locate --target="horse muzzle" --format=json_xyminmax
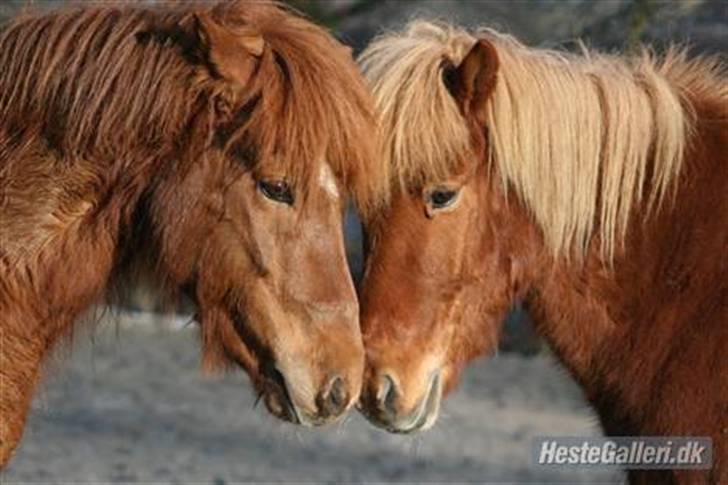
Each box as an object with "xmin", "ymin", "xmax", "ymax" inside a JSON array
[
  {"xmin": 261, "ymin": 366, "xmax": 357, "ymax": 427},
  {"xmin": 358, "ymin": 370, "xmax": 442, "ymax": 434}
]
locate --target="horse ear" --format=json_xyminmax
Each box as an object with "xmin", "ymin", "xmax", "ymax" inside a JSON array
[
  {"xmin": 445, "ymin": 39, "xmax": 499, "ymax": 125},
  {"xmin": 194, "ymin": 11, "xmax": 265, "ymax": 86}
]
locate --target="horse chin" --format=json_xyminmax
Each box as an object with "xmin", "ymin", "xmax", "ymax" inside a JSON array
[
  {"xmin": 259, "ymin": 367, "xmax": 302, "ymax": 425},
  {"xmin": 228, "ymin": 310, "xmax": 302, "ymax": 425},
  {"xmin": 258, "ymin": 367, "xmax": 346, "ymax": 427},
  {"xmin": 230, "ymin": 310, "xmax": 350, "ymax": 427},
  {"xmin": 230, "ymin": 316, "xmax": 330, "ymax": 427}
]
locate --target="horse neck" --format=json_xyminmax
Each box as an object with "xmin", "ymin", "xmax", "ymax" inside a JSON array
[
  {"xmin": 512, "ymin": 106, "xmax": 728, "ymax": 438},
  {"xmin": 0, "ymin": 136, "xmax": 174, "ymax": 343}
]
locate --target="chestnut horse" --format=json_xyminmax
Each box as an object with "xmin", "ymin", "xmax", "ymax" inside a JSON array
[
  {"xmin": 0, "ymin": 1, "xmax": 384, "ymax": 466},
  {"xmin": 357, "ymin": 21, "xmax": 727, "ymax": 484}
]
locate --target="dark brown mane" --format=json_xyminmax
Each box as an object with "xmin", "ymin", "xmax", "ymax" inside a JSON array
[
  {"xmin": 0, "ymin": 0, "xmax": 380, "ymax": 211},
  {"xmin": 0, "ymin": 6, "xmax": 185, "ymax": 154}
]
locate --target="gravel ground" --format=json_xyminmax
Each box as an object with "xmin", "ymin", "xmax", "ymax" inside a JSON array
[{"xmin": 3, "ymin": 312, "xmax": 624, "ymax": 484}]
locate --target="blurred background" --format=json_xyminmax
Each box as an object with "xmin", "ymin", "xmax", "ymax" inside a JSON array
[
  {"xmin": 2, "ymin": 0, "xmax": 725, "ymax": 483},
  {"xmin": 290, "ymin": 0, "xmax": 727, "ymax": 54}
]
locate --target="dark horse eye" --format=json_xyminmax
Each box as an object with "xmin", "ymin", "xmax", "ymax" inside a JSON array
[
  {"xmin": 258, "ymin": 179, "xmax": 294, "ymax": 205},
  {"xmin": 429, "ymin": 189, "xmax": 458, "ymax": 210}
]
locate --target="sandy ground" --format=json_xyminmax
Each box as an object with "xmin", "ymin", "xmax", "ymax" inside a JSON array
[{"xmin": 3, "ymin": 312, "xmax": 624, "ymax": 484}]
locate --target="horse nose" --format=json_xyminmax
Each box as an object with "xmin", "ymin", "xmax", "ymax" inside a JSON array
[
  {"xmin": 361, "ymin": 371, "xmax": 443, "ymax": 434},
  {"xmin": 316, "ymin": 376, "xmax": 349, "ymax": 419},
  {"xmin": 374, "ymin": 373, "xmax": 399, "ymax": 416}
]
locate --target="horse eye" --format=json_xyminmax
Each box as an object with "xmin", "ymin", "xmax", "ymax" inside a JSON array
[
  {"xmin": 258, "ymin": 180, "xmax": 294, "ymax": 205},
  {"xmin": 429, "ymin": 189, "xmax": 458, "ymax": 210}
]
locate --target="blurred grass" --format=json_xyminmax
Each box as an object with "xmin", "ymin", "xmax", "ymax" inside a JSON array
[
  {"xmin": 286, "ymin": 0, "xmax": 380, "ymax": 29},
  {"xmin": 626, "ymin": 0, "xmax": 660, "ymax": 52}
]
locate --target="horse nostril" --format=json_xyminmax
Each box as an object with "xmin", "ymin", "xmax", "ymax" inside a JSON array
[
  {"xmin": 316, "ymin": 376, "xmax": 348, "ymax": 419},
  {"xmin": 377, "ymin": 374, "xmax": 398, "ymax": 415}
]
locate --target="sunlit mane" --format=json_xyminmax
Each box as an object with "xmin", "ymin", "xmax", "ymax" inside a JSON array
[{"xmin": 360, "ymin": 20, "xmax": 727, "ymax": 259}]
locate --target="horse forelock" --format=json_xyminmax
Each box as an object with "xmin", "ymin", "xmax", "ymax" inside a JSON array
[
  {"xmin": 213, "ymin": 1, "xmax": 384, "ymax": 215},
  {"xmin": 360, "ymin": 20, "xmax": 727, "ymax": 261},
  {"xmin": 358, "ymin": 21, "xmax": 475, "ymax": 203}
]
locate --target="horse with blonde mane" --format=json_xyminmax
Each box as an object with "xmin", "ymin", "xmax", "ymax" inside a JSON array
[
  {"xmin": 357, "ymin": 21, "xmax": 727, "ymax": 484},
  {"xmin": 0, "ymin": 0, "xmax": 383, "ymax": 466}
]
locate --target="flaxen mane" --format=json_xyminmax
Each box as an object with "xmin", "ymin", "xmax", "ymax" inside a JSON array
[{"xmin": 360, "ymin": 21, "xmax": 728, "ymax": 259}]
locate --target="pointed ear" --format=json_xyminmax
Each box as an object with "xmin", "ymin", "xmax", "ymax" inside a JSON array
[
  {"xmin": 445, "ymin": 39, "xmax": 499, "ymax": 125},
  {"xmin": 194, "ymin": 11, "xmax": 265, "ymax": 86}
]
